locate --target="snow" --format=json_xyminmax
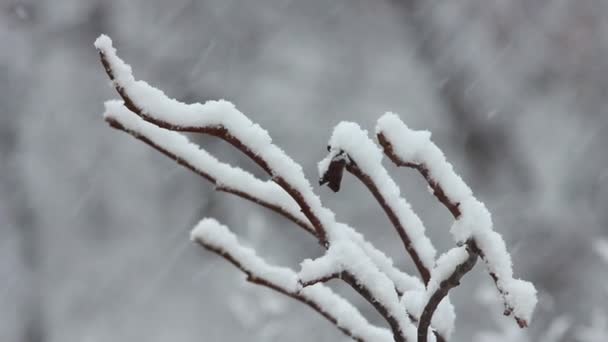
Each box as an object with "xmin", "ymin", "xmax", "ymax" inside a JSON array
[
  {"xmin": 190, "ymin": 218, "xmax": 393, "ymax": 342},
  {"xmin": 320, "ymin": 121, "xmax": 437, "ymax": 272},
  {"xmin": 298, "ymin": 253, "xmax": 340, "ymax": 285},
  {"xmin": 376, "ymin": 112, "xmax": 537, "ymax": 325},
  {"xmin": 339, "ymin": 223, "xmax": 425, "ymax": 294}
]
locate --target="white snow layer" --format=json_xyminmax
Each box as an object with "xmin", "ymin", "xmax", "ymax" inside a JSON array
[
  {"xmin": 376, "ymin": 112, "xmax": 537, "ymax": 324},
  {"xmin": 190, "ymin": 218, "xmax": 393, "ymax": 342}
]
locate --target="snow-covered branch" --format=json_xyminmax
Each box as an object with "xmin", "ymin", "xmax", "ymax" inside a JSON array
[
  {"xmin": 376, "ymin": 113, "xmax": 537, "ymax": 328},
  {"xmin": 190, "ymin": 218, "xmax": 393, "ymax": 342},
  {"xmin": 104, "ymin": 101, "xmax": 314, "ymax": 234},
  {"xmin": 319, "ymin": 122, "xmax": 436, "ymax": 284},
  {"xmin": 416, "ymin": 244, "xmax": 477, "ymax": 342},
  {"xmin": 96, "ymin": 35, "xmax": 536, "ymax": 342}
]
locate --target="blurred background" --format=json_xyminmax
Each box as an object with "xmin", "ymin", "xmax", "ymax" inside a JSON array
[{"xmin": 1, "ymin": 0, "xmax": 608, "ymax": 341}]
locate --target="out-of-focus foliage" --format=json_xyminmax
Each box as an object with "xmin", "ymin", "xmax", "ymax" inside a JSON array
[{"xmin": 1, "ymin": 0, "xmax": 607, "ymax": 341}]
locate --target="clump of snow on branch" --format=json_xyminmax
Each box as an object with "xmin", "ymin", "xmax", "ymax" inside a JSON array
[
  {"xmin": 376, "ymin": 112, "xmax": 537, "ymax": 325},
  {"xmin": 593, "ymin": 239, "xmax": 608, "ymax": 265}
]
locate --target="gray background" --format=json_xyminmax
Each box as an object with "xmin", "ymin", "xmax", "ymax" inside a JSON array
[{"xmin": 1, "ymin": 0, "xmax": 607, "ymax": 341}]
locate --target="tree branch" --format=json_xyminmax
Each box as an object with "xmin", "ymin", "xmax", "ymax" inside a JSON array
[
  {"xmin": 320, "ymin": 152, "xmax": 431, "ymax": 284},
  {"xmin": 105, "ymin": 115, "xmax": 314, "ymax": 235},
  {"xmin": 191, "ymin": 219, "xmax": 392, "ymax": 342},
  {"xmin": 318, "ymin": 122, "xmax": 436, "ymax": 285},
  {"xmin": 417, "ymin": 243, "xmax": 478, "ymax": 342},
  {"xmin": 376, "ymin": 113, "xmax": 537, "ymax": 328},
  {"xmin": 97, "ymin": 37, "xmax": 415, "ymax": 341}
]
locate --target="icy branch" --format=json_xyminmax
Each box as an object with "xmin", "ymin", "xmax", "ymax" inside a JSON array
[
  {"xmin": 319, "ymin": 122, "xmax": 436, "ymax": 284},
  {"xmin": 376, "ymin": 112, "xmax": 537, "ymax": 327},
  {"xmin": 190, "ymin": 218, "xmax": 393, "ymax": 342}
]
